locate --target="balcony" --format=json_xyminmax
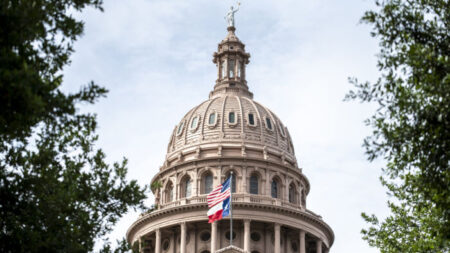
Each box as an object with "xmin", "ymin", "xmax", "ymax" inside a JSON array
[{"xmin": 158, "ymin": 193, "xmax": 303, "ymax": 211}]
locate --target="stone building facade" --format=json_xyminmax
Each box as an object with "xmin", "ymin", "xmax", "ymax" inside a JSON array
[{"xmin": 126, "ymin": 25, "xmax": 334, "ymax": 253}]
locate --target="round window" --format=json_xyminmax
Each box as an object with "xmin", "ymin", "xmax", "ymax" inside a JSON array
[
  {"xmin": 162, "ymin": 239, "xmax": 169, "ymax": 251},
  {"xmin": 200, "ymin": 231, "xmax": 211, "ymax": 241},
  {"xmin": 225, "ymin": 231, "xmax": 236, "ymax": 241},
  {"xmin": 250, "ymin": 232, "xmax": 261, "ymax": 242}
]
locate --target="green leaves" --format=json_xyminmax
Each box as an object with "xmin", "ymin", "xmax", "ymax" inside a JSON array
[
  {"xmin": 348, "ymin": 0, "xmax": 450, "ymax": 252},
  {"xmin": 0, "ymin": 0, "xmax": 146, "ymax": 252}
]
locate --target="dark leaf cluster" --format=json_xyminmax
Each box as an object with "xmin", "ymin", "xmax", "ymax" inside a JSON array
[
  {"xmin": 347, "ymin": 0, "xmax": 450, "ymax": 252},
  {"xmin": 0, "ymin": 0, "xmax": 147, "ymax": 252}
]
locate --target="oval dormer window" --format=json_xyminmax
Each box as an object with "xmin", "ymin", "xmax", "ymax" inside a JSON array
[
  {"xmin": 190, "ymin": 115, "xmax": 199, "ymax": 131},
  {"xmin": 248, "ymin": 113, "xmax": 256, "ymax": 126},
  {"xmin": 229, "ymin": 112, "xmax": 236, "ymax": 124},
  {"xmin": 176, "ymin": 121, "xmax": 185, "ymax": 136},
  {"xmin": 209, "ymin": 113, "xmax": 215, "ymax": 124},
  {"xmin": 208, "ymin": 112, "xmax": 217, "ymax": 128},
  {"xmin": 265, "ymin": 117, "xmax": 273, "ymax": 130},
  {"xmin": 279, "ymin": 123, "xmax": 286, "ymax": 137}
]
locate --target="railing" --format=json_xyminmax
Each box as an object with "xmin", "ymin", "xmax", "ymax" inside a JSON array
[{"xmin": 158, "ymin": 193, "xmax": 302, "ymax": 211}]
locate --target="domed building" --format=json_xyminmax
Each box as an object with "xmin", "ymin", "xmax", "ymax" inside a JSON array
[{"xmin": 127, "ymin": 23, "xmax": 334, "ymax": 253}]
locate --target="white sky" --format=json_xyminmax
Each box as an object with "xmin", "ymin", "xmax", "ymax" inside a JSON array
[{"xmin": 63, "ymin": 0, "xmax": 390, "ymax": 252}]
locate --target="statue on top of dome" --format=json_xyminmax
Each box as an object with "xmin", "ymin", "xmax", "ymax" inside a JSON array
[{"xmin": 225, "ymin": 2, "xmax": 240, "ymax": 27}]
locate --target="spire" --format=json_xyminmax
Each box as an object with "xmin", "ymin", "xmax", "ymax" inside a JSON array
[{"xmin": 210, "ymin": 26, "xmax": 252, "ymax": 99}]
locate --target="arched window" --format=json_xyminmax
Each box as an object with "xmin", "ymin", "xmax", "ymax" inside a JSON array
[
  {"xmin": 301, "ymin": 188, "xmax": 306, "ymax": 207},
  {"xmin": 204, "ymin": 173, "xmax": 213, "ymax": 194},
  {"xmin": 271, "ymin": 180, "xmax": 278, "ymax": 198},
  {"xmin": 237, "ymin": 60, "xmax": 241, "ymax": 77},
  {"xmin": 226, "ymin": 172, "xmax": 236, "ymax": 193},
  {"xmin": 221, "ymin": 60, "xmax": 226, "ymax": 79},
  {"xmin": 181, "ymin": 176, "xmax": 191, "ymax": 198},
  {"xmin": 265, "ymin": 117, "xmax": 273, "ymax": 130},
  {"xmin": 166, "ymin": 181, "xmax": 174, "ymax": 202},
  {"xmin": 229, "ymin": 59, "xmax": 235, "ymax": 78},
  {"xmin": 289, "ymin": 183, "xmax": 296, "ymax": 203},
  {"xmin": 250, "ymin": 174, "xmax": 258, "ymax": 194}
]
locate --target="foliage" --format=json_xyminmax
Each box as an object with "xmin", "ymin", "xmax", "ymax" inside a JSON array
[
  {"xmin": 150, "ymin": 180, "xmax": 163, "ymax": 193},
  {"xmin": 0, "ymin": 0, "xmax": 103, "ymax": 141},
  {"xmin": 0, "ymin": 0, "xmax": 147, "ymax": 252},
  {"xmin": 346, "ymin": 0, "xmax": 450, "ymax": 252}
]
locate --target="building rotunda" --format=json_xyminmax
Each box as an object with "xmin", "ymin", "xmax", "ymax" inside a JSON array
[{"xmin": 126, "ymin": 23, "xmax": 334, "ymax": 253}]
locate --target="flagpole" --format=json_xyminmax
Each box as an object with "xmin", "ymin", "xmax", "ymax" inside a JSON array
[{"xmin": 230, "ymin": 171, "xmax": 233, "ymax": 247}]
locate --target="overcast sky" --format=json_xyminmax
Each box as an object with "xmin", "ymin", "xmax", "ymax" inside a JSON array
[{"xmin": 63, "ymin": 0, "xmax": 390, "ymax": 252}]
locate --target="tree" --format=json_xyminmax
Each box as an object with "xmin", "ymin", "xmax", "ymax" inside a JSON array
[
  {"xmin": 346, "ymin": 0, "xmax": 449, "ymax": 252},
  {"xmin": 0, "ymin": 0, "xmax": 146, "ymax": 252}
]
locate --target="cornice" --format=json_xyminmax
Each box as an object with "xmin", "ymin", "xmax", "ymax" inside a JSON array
[{"xmin": 126, "ymin": 201, "xmax": 334, "ymax": 247}]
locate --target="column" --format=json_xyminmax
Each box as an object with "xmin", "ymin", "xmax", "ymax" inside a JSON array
[
  {"xmin": 155, "ymin": 228, "xmax": 161, "ymax": 253},
  {"xmin": 316, "ymin": 239, "xmax": 322, "ymax": 253},
  {"xmin": 138, "ymin": 237, "xmax": 142, "ymax": 253},
  {"xmin": 244, "ymin": 219, "xmax": 251, "ymax": 252},
  {"xmin": 274, "ymin": 223, "xmax": 281, "ymax": 253},
  {"xmin": 299, "ymin": 230, "xmax": 306, "ymax": 253},
  {"xmin": 180, "ymin": 222, "xmax": 187, "ymax": 253},
  {"xmin": 211, "ymin": 221, "xmax": 217, "ymax": 253}
]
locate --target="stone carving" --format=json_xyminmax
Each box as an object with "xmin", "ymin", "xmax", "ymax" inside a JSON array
[{"xmin": 225, "ymin": 3, "xmax": 240, "ymax": 27}]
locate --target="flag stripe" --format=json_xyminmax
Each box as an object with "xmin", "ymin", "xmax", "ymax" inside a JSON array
[{"xmin": 207, "ymin": 176, "xmax": 232, "ymax": 223}]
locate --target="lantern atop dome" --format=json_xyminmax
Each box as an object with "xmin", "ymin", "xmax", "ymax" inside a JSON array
[{"xmin": 211, "ymin": 24, "xmax": 252, "ymax": 99}]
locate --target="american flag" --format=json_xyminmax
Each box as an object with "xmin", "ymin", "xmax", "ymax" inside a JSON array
[{"xmin": 207, "ymin": 176, "xmax": 231, "ymax": 208}]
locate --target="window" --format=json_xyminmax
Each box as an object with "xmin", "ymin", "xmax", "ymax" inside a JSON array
[
  {"xmin": 208, "ymin": 112, "xmax": 216, "ymax": 125},
  {"xmin": 229, "ymin": 59, "xmax": 235, "ymax": 78},
  {"xmin": 271, "ymin": 180, "xmax": 278, "ymax": 198},
  {"xmin": 251, "ymin": 232, "xmax": 261, "ymax": 242},
  {"xmin": 184, "ymin": 177, "xmax": 191, "ymax": 198},
  {"xmin": 279, "ymin": 123, "xmax": 286, "ymax": 137},
  {"xmin": 228, "ymin": 112, "xmax": 236, "ymax": 124},
  {"xmin": 301, "ymin": 188, "xmax": 306, "ymax": 207},
  {"xmin": 190, "ymin": 116, "xmax": 199, "ymax": 130},
  {"xmin": 248, "ymin": 113, "xmax": 255, "ymax": 126},
  {"xmin": 289, "ymin": 183, "xmax": 296, "ymax": 203},
  {"xmin": 166, "ymin": 182, "xmax": 174, "ymax": 202},
  {"xmin": 237, "ymin": 60, "xmax": 241, "ymax": 77},
  {"xmin": 265, "ymin": 117, "xmax": 273, "ymax": 130},
  {"xmin": 162, "ymin": 239, "xmax": 169, "ymax": 251},
  {"xmin": 292, "ymin": 242, "xmax": 298, "ymax": 252},
  {"xmin": 250, "ymin": 174, "xmax": 258, "ymax": 194},
  {"xmin": 200, "ymin": 231, "xmax": 211, "ymax": 242},
  {"xmin": 204, "ymin": 173, "xmax": 213, "ymax": 194},
  {"xmin": 176, "ymin": 121, "xmax": 185, "ymax": 136},
  {"xmin": 226, "ymin": 173, "xmax": 236, "ymax": 193},
  {"xmin": 221, "ymin": 60, "xmax": 226, "ymax": 79},
  {"xmin": 225, "ymin": 231, "xmax": 236, "ymax": 241}
]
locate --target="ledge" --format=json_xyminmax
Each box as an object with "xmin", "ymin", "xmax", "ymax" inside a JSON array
[{"xmin": 127, "ymin": 195, "xmax": 334, "ymax": 247}]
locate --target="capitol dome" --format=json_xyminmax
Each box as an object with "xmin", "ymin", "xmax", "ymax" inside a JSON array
[
  {"xmin": 127, "ymin": 25, "xmax": 334, "ymax": 253},
  {"xmin": 165, "ymin": 27, "xmax": 296, "ymax": 170}
]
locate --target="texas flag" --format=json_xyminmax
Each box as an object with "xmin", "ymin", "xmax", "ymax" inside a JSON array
[{"xmin": 207, "ymin": 176, "xmax": 231, "ymax": 223}]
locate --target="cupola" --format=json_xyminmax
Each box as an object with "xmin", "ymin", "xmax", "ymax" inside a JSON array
[{"xmin": 211, "ymin": 26, "xmax": 252, "ymax": 99}]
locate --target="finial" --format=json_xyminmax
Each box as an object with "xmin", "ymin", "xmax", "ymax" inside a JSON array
[{"xmin": 225, "ymin": 2, "xmax": 240, "ymax": 28}]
